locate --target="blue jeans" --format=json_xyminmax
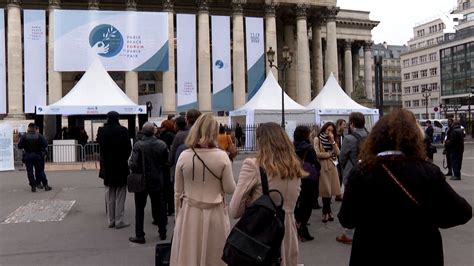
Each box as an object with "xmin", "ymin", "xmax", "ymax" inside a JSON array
[{"xmin": 24, "ymin": 153, "xmax": 48, "ymax": 187}]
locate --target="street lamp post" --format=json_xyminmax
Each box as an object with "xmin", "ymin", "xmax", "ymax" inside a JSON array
[
  {"xmin": 422, "ymin": 87, "xmax": 432, "ymax": 119},
  {"xmin": 266, "ymin": 46, "xmax": 293, "ymax": 129}
]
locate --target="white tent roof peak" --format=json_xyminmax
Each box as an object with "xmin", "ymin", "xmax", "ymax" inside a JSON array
[
  {"xmin": 306, "ymin": 72, "xmax": 371, "ymax": 111},
  {"xmin": 233, "ymin": 71, "xmax": 308, "ymax": 112},
  {"xmin": 52, "ymin": 58, "xmax": 136, "ymax": 107}
]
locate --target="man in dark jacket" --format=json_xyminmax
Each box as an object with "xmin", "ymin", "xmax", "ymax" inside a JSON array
[
  {"xmin": 18, "ymin": 123, "xmax": 51, "ymax": 192},
  {"xmin": 97, "ymin": 111, "xmax": 132, "ymax": 229},
  {"xmin": 337, "ymin": 112, "xmax": 367, "ymax": 245},
  {"xmin": 128, "ymin": 122, "xmax": 170, "ymax": 244},
  {"xmin": 446, "ymin": 121, "xmax": 465, "ymax": 180},
  {"xmin": 444, "ymin": 118, "xmax": 454, "ymax": 176}
]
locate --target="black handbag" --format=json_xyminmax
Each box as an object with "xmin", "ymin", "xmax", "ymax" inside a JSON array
[
  {"xmin": 155, "ymin": 242, "xmax": 172, "ymax": 266},
  {"xmin": 127, "ymin": 149, "xmax": 146, "ymax": 193}
]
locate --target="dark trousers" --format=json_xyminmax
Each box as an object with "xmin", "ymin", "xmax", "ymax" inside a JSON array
[
  {"xmin": 163, "ymin": 172, "xmax": 174, "ymax": 215},
  {"xmin": 322, "ymin": 197, "xmax": 332, "ymax": 215},
  {"xmin": 295, "ymin": 178, "xmax": 317, "ymax": 225},
  {"xmin": 446, "ymin": 150, "xmax": 452, "ymax": 174},
  {"xmin": 134, "ymin": 190, "xmax": 167, "ymax": 238},
  {"xmin": 24, "ymin": 153, "xmax": 48, "ymax": 187},
  {"xmin": 450, "ymin": 151, "xmax": 463, "ymax": 178}
]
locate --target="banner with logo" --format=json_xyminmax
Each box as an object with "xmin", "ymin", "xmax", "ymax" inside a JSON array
[
  {"xmin": 176, "ymin": 14, "xmax": 197, "ymax": 112},
  {"xmin": 24, "ymin": 10, "xmax": 47, "ymax": 114},
  {"xmin": 211, "ymin": 16, "xmax": 233, "ymax": 112},
  {"xmin": 245, "ymin": 17, "xmax": 265, "ymax": 101},
  {"xmin": 0, "ymin": 123, "xmax": 14, "ymax": 171},
  {"xmin": 0, "ymin": 9, "xmax": 6, "ymax": 114},
  {"xmin": 54, "ymin": 10, "xmax": 168, "ymax": 71}
]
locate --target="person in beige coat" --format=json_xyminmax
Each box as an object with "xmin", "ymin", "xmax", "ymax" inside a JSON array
[
  {"xmin": 229, "ymin": 122, "xmax": 305, "ymax": 266},
  {"xmin": 314, "ymin": 121, "xmax": 341, "ymax": 223},
  {"xmin": 170, "ymin": 113, "xmax": 236, "ymax": 266}
]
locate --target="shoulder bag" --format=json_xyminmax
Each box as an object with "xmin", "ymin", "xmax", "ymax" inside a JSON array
[
  {"xmin": 127, "ymin": 148, "xmax": 146, "ymax": 193},
  {"xmin": 227, "ymin": 135, "xmax": 238, "ymax": 160}
]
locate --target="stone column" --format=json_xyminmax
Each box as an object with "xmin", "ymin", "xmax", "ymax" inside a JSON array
[
  {"xmin": 352, "ymin": 45, "xmax": 360, "ymax": 93},
  {"xmin": 265, "ymin": 3, "xmax": 278, "ymax": 80},
  {"xmin": 363, "ymin": 42, "xmax": 373, "ymax": 100},
  {"xmin": 197, "ymin": 1, "xmax": 211, "ymax": 112},
  {"xmin": 344, "ymin": 40, "xmax": 353, "ymax": 96},
  {"xmin": 88, "ymin": 0, "xmax": 99, "ymax": 9},
  {"xmin": 162, "ymin": 0, "xmax": 176, "ymax": 115},
  {"xmin": 324, "ymin": 7, "xmax": 339, "ymax": 81},
  {"xmin": 48, "ymin": 1, "xmax": 62, "ymax": 105},
  {"xmin": 295, "ymin": 4, "xmax": 311, "ymax": 105},
  {"xmin": 6, "ymin": 1, "xmax": 23, "ymax": 118},
  {"xmin": 284, "ymin": 17, "xmax": 297, "ymax": 100},
  {"xmin": 232, "ymin": 2, "xmax": 246, "ymax": 109},
  {"xmin": 311, "ymin": 16, "xmax": 324, "ymax": 95},
  {"xmin": 125, "ymin": 0, "xmax": 139, "ymax": 104}
]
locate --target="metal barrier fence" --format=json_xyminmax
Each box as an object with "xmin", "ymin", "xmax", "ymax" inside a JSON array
[{"xmin": 13, "ymin": 143, "xmax": 101, "ymax": 170}]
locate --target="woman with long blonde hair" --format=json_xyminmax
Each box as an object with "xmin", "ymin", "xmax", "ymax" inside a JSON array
[
  {"xmin": 170, "ymin": 113, "xmax": 236, "ymax": 266},
  {"xmin": 229, "ymin": 122, "xmax": 305, "ymax": 266}
]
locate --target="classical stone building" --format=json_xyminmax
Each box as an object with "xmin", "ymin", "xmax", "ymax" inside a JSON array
[{"xmin": 1, "ymin": 0, "xmax": 378, "ymax": 122}]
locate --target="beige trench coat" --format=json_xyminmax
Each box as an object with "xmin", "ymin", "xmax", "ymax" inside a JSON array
[
  {"xmin": 171, "ymin": 148, "xmax": 236, "ymax": 266},
  {"xmin": 314, "ymin": 137, "xmax": 341, "ymax": 198},
  {"xmin": 229, "ymin": 158, "xmax": 301, "ymax": 266}
]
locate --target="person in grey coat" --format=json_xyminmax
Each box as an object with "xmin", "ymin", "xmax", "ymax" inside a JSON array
[
  {"xmin": 336, "ymin": 112, "xmax": 367, "ymax": 245},
  {"xmin": 128, "ymin": 122, "xmax": 170, "ymax": 244}
]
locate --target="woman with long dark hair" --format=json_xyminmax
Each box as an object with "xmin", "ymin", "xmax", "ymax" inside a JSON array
[
  {"xmin": 314, "ymin": 122, "xmax": 340, "ymax": 223},
  {"xmin": 339, "ymin": 109, "xmax": 471, "ymax": 266},
  {"xmin": 293, "ymin": 125, "xmax": 320, "ymax": 241}
]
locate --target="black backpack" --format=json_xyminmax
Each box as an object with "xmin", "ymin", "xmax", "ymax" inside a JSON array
[{"xmin": 222, "ymin": 168, "xmax": 285, "ymax": 266}]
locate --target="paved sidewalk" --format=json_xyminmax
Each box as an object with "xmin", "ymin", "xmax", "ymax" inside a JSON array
[{"xmin": 0, "ymin": 146, "xmax": 473, "ymax": 265}]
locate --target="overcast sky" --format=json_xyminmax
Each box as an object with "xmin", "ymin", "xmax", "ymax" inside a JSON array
[{"xmin": 337, "ymin": 0, "xmax": 457, "ymax": 45}]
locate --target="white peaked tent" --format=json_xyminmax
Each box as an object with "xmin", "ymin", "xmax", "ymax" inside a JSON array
[
  {"xmin": 229, "ymin": 72, "xmax": 314, "ymax": 125},
  {"xmin": 36, "ymin": 58, "xmax": 146, "ymax": 115},
  {"xmin": 306, "ymin": 73, "xmax": 379, "ymax": 129}
]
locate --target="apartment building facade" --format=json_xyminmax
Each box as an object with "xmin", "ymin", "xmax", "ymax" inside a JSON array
[{"xmin": 401, "ymin": 19, "xmax": 445, "ymax": 119}]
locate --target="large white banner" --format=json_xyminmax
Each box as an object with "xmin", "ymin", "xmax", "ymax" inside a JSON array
[
  {"xmin": 176, "ymin": 14, "xmax": 197, "ymax": 111},
  {"xmin": 0, "ymin": 123, "xmax": 14, "ymax": 171},
  {"xmin": 54, "ymin": 10, "xmax": 168, "ymax": 71},
  {"xmin": 211, "ymin": 16, "xmax": 233, "ymax": 111},
  {"xmin": 245, "ymin": 17, "xmax": 265, "ymax": 101},
  {"xmin": 0, "ymin": 9, "xmax": 6, "ymax": 114},
  {"xmin": 24, "ymin": 10, "xmax": 47, "ymax": 114}
]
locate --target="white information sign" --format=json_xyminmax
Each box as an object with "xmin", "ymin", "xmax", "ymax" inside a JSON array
[{"xmin": 0, "ymin": 124, "xmax": 14, "ymax": 171}]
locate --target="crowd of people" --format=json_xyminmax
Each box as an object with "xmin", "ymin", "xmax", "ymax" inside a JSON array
[{"xmin": 16, "ymin": 108, "xmax": 472, "ymax": 265}]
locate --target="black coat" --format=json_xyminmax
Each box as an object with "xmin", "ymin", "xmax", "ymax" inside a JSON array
[
  {"xmin": 338, "ymin": 160, "xmax": 472, "ymax": 266},
  {"xmin": 446, "ymin": 125, "xmax": 464, "ymax": 154},
  {"xmin": 97, "ymin": 123, "xmax": 132, "ymax": 187},
  {"xmin": 129, "ymin": 136, "xmax": 169, "ymax": 192}
]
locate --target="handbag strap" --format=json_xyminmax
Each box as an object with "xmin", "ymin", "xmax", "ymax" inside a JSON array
[
  {"xmin": 381, "ymin": 164, "xmax": 421, "ymax": 207},
  {"xmin": 191, "ymin": 147, "xmax": 222, "ymax": 180},
  {"xmin": 259, "ymin": 167, "xmax": 269, "ymax": 195},
  {"xmin": 141, "ymin": 148, "xmax": 146, "ymax": 176}
]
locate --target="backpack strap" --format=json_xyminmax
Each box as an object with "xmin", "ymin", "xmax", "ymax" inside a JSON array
[{"xmin": 259, "ymin": 167, "xmax": 269, "ymax": 195}]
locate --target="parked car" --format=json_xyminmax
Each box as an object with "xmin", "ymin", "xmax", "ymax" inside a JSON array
[{"xmin": 418, "ymin": 119, "xmax": 447, "ymax": 143}]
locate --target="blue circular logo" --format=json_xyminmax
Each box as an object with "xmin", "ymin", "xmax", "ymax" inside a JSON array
[
  {"xmin": 89, "ymin": 24, "xmax": 124, "ymax": 58},
  {"xmin": 215, "ymin": 60, "xmax": 224, "ymax": 69}
]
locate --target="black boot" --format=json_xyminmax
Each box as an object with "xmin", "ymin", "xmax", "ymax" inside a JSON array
[{"xmin": 298, "ymin": 225, "xmax": 314, "ymax": 242}]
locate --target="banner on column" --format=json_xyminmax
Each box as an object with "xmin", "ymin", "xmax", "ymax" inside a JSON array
[
  {"xmin": 211, "ymin": 16, "xmax": 232, "ymax": 112},
  {"xmin": 0, "ymin": 9, "xmax": 6, "ymax": 114},
  {"xmin": 0, "ymin": 123, "xmax": 14, "ymax": 171},
  {"xmin": 245, "ymin": 17, "xmax": 265, "ymax": 101},
  {"xmin": 176, "ymin": 14, "xmax": 197, "ymax": 112},
  {"xmin": 54, "ymin": 10, "xmax": 168, "ymax": 71},
  {"xmin": 24, "ymin": 10, "xmax": 47, "ymax": 114}
]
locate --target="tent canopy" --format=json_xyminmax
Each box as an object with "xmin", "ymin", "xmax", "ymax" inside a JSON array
[
  {"xmin": 306, "ymin": 73, "xmax": 377, "ymax": 115},
  {"xmin": 36, "ymin": 58, "xmax": 146, "ymax": 115},
  {"xmin": 229, "ymin": 72, "xmax": 314, "ymax": 125},
  {"xmin": 230, "ymin": 72, "xmax": 309, "ymax": 117}
]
